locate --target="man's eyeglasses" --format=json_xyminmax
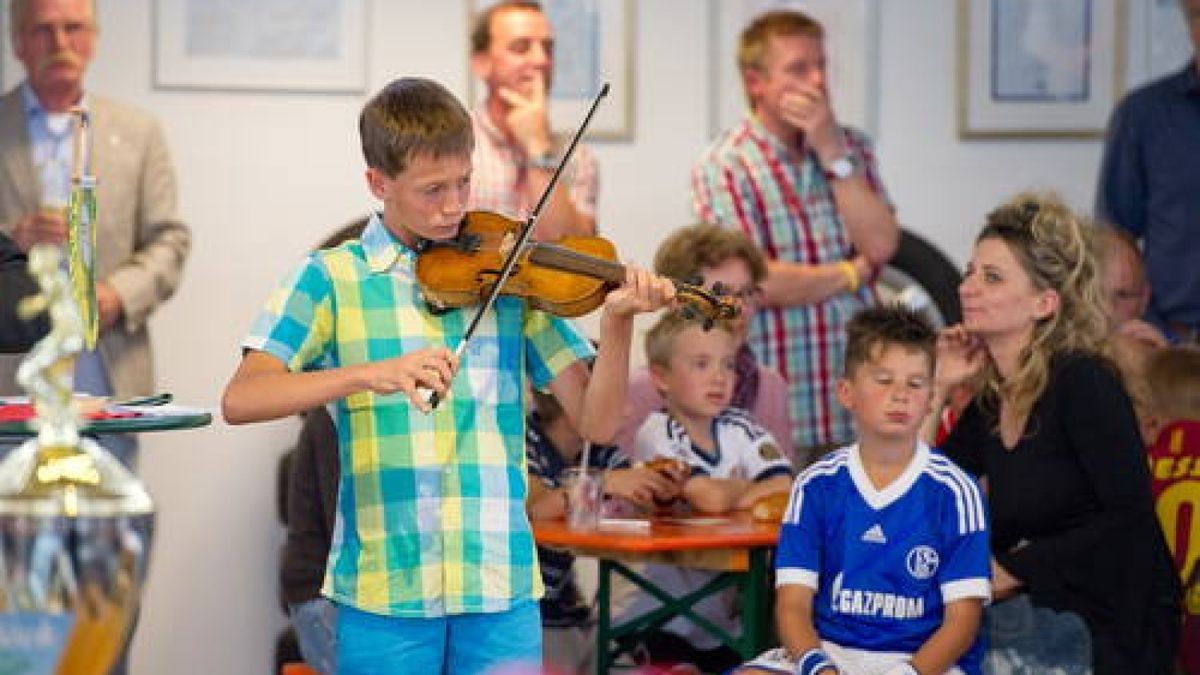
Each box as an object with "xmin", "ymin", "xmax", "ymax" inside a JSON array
[{"xmin": 710, "ymin": 282, "xmax": 761, "ymax": 302}]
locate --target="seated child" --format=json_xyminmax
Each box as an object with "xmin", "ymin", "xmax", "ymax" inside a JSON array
[
  {"xmin": 617, "ymin": 223, "xmax": 795, "ymax": 465},
  {"xmin": 1142, "ymin": 346, "xmax": 1200, "ymax": 674},
  {"xmin": 525, "ymin": 387, "xmax": 683, "ymax": 674},
  {"xmin": 739, "ymin": 305, "xmax": 990, "ymax": 675},
  {"xmin": 620, "ymin": 312, "xmax": 794, "ymax": 673}
]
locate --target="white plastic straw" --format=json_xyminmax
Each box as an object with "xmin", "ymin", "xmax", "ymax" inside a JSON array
[{"xmin": 579, "ymin": 439, "xmax": 592, "ymax": 472}]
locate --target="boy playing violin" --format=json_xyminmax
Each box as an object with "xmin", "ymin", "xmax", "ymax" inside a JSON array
[{"xmin": 221, "ymin": 78, "xmax": 674, "ymax": 674}]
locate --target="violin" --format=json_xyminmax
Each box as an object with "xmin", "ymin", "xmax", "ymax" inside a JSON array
[
  {"xmin": 415, "ymin": 82, "xmax": 729, "ymax": 411},
  {"xmin": 415, "ymin": 210, "xmax": 739, "ymax": 325}
]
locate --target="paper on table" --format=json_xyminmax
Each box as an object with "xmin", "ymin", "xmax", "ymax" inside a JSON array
[
  {"xmin": 0, "ymin": 394, "xmax": 108, "ymax": 415},
  {"xmin": 106, "ymin": 403, "xmax": 214, "ymax": 417},
  {"xmin": 597, "ymin": 518, "xmax": 651, "ymax": 531}
]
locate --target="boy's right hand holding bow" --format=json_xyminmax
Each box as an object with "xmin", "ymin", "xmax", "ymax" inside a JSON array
[{"xmin": 363, "ymin": 345, "xmax": 458, "ymax": 413}]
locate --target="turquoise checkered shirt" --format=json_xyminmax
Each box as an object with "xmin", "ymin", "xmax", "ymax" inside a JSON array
[{"xmin": 243, "ymin": 214, "xmax": 594, "ymax": 617}]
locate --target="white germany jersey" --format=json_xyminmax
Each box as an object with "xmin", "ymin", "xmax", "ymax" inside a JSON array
[{"xmin": 633, "ymin": 407, "xmax": 792, "ymax": 481}]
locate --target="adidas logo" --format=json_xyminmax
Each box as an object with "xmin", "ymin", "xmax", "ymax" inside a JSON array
[{"xmin": 861, "ymin": 524, "xmax": 887, "ymax": 544}]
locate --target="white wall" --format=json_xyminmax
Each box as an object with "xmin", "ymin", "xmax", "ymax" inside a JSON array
[
  {"xmin": 875, "ymin": 2, "xmax": 1107, "ymax": 268},
  {"xmin": 2, "ymin": 1, "xmax": 1151, "ymax": 673}
]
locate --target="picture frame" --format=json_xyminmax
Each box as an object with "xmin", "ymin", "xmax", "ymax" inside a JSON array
[
  {"xmin": 466, "ymin": 0, "xmax": 634, "ymax": 141},
  {"xmin": 1125, "ymin": 0, "xmax": 1192, "ymax": 89},
  {"xmin": 709, "ymin": 0, "xmax": 879, "ymax": 139},
  {"xmin": 153, "ymin": 0, "xmax": 368, "ymax": 94},
  {"xmin": 0, "ymin": 2, "xmax": 13, "ymax": 92},
  {"xmin": 958, "ymin": 0, "xmax": 1125, "ymax": 139}
]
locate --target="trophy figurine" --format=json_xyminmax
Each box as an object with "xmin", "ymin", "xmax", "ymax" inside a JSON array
[{"xmin": 0, "ymin": 109, "xmax": 154, "ymax": 675}]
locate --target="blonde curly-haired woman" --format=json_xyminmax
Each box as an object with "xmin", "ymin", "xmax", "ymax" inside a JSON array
[{"xmin": 932, "ymin": 193, "xmax": 1180, "ymax": 674}]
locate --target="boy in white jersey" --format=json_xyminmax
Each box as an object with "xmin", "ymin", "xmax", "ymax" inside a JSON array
[
  {"xmin": 739, "ymin": 306, "xmax": 990, "ymax": 675},
  {"xmin": 621, "ymin": 313, "xmax": 794, "ymax": 672}
]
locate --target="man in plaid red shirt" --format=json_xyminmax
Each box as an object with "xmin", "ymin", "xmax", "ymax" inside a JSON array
[{"xmin": 692, "ymin": 9, "xmax": 899, "ymax": 463}]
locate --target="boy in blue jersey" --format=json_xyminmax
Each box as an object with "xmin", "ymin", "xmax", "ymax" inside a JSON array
[
  {"xmin": 222, "ymin": 78, "xmax": 675, "ymax": 674},
  {"xmin": 739, "ymin": 306, "xmax": 990, "ymax": 675}
]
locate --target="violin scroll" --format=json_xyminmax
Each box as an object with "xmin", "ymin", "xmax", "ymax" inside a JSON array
[{"xmin": 672, "ymin": 281, "xmax": 739, "ymax": 330}]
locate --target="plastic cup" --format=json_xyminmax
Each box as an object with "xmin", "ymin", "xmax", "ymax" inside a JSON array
[{"xmin": 562, "ymin": 467, "xmax": 603, "ymax": 529}]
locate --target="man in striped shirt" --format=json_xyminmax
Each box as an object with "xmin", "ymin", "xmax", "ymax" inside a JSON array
[
  {"xmin": 692, "ymin": 10, "xmax": 899, "ymax": 464},
  {"xmin": 468, "ymin": 1, "xmax": 597, "ymax": 241}
]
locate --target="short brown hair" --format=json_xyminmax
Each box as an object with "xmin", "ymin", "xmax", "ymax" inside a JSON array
[
  {"xmin": 10, "ymin": 0, "xmax": 96, "ymax": 39},
  {"xmin": 1146, "ymin": 347, "xmax": 1200, "ymax": 422},
  {"xmin": 531, "ymin": 388, "xmax": 565, "ymax": 424},
  {"xmin": 469, "ymin": 0, "xmax": 543, "ymax": 54},
  {"xmin": 644, "ymin": 311, "xmax": 734, "ymax": 369},
  {"xmin": 315, "ymin": 216, "xmax": 369, "ymax": 251},
  {"xmin": 737, "ymin": 9, "xmax": 823, "ymax": 105},
  {"xmin": 653, "ymin": 223, "xmax": 767, "ymax": 285},
  {"xmin": 843, "ymin": 305, "xmax": 936, "ymax": 377},
  {"xmin": 359, "ymin": 78, "xmax": 473, "ymax": 177}
]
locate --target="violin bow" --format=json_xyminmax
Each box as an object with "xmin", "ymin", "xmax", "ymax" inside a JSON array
[{"xmin": 421, "ymin": 82, "xmax": 610, "ymax": 411}]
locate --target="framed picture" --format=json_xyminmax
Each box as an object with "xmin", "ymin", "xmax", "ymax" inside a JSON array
[
  {"xmin": 709, "ymin": 0, "xmax": 879, "ymax": 138},
  {"xmin": 1126, "ymin": 0, "xmax": 1192, "ymax": 89},
  {"xmin": 153, "ymin": 0, "xmax": 368, "ymax": 93},
  {"xmin": 0, "ymin": 2, "xmax": 13, "ymax": 91},
  {"xmin": 958, "ymin": 0, "xmax": 1124, "ymax": 138},
  {"xmin": 466, "ymin": 0, "xmax": 634, "ymax": 140}
]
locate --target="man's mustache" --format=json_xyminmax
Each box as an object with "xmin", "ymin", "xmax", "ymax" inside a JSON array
[{"xmin": 36, "ymin": 51, "xmax": 81, "ymax": 75}]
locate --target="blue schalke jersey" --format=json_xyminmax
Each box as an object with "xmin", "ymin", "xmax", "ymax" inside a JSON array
[{"xmin": 776, "ymin": 443, "xmax": 990, "ymax": 673}]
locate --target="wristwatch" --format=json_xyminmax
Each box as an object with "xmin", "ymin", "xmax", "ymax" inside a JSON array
[
  {"xmin": 824, "ymin": 154, "xmax": 856, "ymax": 181},
  {"xmin": 526, "ymin": 150, "xmax": 558, "ymax": 171}
]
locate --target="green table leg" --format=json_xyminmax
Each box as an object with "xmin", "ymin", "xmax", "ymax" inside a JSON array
[
  {"xmin": 738, "ymin": 546, "xmax": 770, "ymax": 658},
  {"xmin": 596, "ymin": 558, "xmax": 612, "ymax": 675},
  {"xmin": 593, "ymin": 548, "xmax": 773, "ymax": 672}
]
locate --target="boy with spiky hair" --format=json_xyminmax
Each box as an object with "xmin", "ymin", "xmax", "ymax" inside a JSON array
[{"xmin": 740, "ymin": 306, "xmax": 990, "ymax": 675}]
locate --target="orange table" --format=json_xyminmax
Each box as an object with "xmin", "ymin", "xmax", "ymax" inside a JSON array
[{"xmin": 533, "ymin": 513, "xmax": 779, "ymax": 673}]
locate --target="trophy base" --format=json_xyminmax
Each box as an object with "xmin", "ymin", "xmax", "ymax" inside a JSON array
[{"xmin": 0, "ymin": 437, "xmax": 155, "ymax": 674}]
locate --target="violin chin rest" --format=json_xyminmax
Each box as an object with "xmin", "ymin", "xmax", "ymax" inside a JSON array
[{"xmin": 424, "ymin": 298, "xmax": 452, "ymax": 316}]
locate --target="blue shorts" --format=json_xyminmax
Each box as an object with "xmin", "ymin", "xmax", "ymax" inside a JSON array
[{"xmin": 336, "ymin": 600, "xmax": 542, "ymax": 675}]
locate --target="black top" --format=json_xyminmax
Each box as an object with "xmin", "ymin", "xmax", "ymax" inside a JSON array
[
  {"xmin": 280, "ymin": 406, "xmax": 340, "ymax": 606},
  {"xmin": 0, "ymin": 232, "xmax": 49, "ymax": 353},
  {"xmin": 941, "ymin": 351, "xmax": 1179, "ymax": 674},
  {"xmin": 525, "ymin": 411, "xmax": 627, "ymax": 628}
]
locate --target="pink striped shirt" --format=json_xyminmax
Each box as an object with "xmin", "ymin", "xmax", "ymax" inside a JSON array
[{"xmin": 468, "ymin": 107, "xmax": 598, "ymax": 222}]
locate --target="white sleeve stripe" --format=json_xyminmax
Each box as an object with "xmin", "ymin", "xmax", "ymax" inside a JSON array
[
  {"xmin": 926, "ymin": 470, "xmax": 967, "ymax": 533},
  {"xmin": 927, "ymin": 461, "xmax": 987, "ymax": 534},
  {"xmin": 777, "ymin": 567, "xmax": 818, "ymax": 589},
  {"xmin": 929, "ymin": 455, "xmax": 987, "ymax": 527},
  {"xmin": 941, "ymin": 578, "xmax": 991, "ymax": 603},
  {"xmin": 785, "ymin": 453, "xmax": 847, "ymax": 523},
  {"xmin": 940, "ymin": 459, "xmax": 987, "ymax": 531}
]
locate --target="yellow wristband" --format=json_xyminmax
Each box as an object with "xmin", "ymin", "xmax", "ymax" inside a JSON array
[{"xmin": 838, "ymin": 260, "xmax": 860, "ymax": 293}]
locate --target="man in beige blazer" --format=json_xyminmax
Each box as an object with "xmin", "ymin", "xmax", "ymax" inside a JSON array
[{"xmin": 0, "ymin": 0, "xmax": 190, "ymax": 401}]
